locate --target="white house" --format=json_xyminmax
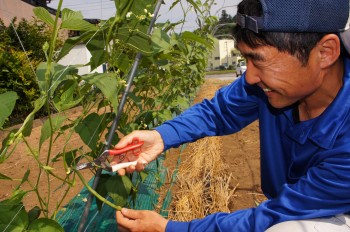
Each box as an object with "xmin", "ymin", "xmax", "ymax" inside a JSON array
[
  {"xmin": 58, "ymin": 43, "xmax": 105, "ymax": 75},
  {"xmin": 207, "ymin": 39, "xmax": 240, "ymax": 70},
  {"xmin": 1, "ymin": 0, "xmax": 104, "ymax": 75}
]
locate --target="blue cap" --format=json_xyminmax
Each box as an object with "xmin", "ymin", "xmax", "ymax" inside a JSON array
[
  {"xmin": 236, "ymin": 0, "xmax": 349, "ymax": 33},
  {"xmin": 236, "ymin": 0, "xmax": 350, "ymax": 52}
]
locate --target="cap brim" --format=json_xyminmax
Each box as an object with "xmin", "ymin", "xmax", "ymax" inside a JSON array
[{"xmin": 340, "ymin": 29, "xmax": 350, "ymax": 54}]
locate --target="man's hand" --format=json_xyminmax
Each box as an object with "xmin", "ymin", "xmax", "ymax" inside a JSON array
[
  {"xmin": 116, "ymin": 208, "xmax": 168, "ymax": 232},
  {"xmin": 111, "ymin": 130, "xmax": 164, "ymax": 175}
]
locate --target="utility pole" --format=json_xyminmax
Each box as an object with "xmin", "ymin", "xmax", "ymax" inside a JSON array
[{"xmin": 225, "ymin": 41, "xmax": 229, "ymax": 68}]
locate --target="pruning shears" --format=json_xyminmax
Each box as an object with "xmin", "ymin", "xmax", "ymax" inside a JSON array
[{"xmin": 75, "ymin": 139, "xmax": 145, "ymax": 172}]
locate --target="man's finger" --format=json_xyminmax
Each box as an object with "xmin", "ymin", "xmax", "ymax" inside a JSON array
[
  {"xmin": 135, "ymin": 160, "xmax": 146, "ymax": 171},
  {"xmin": 121, "ymin": 208, "xmax": 142, "ymax": 220},
  {"xmin": 117, "ymin": 168, "xmax": 126, "ymax": 176},
  {"xmin": 117, "ymin": 225, "xmax": 129, "ymax": 232},
  {"xmin": 125, "ymin": 165, "xmax": 136, "ymax": 173},
  {"xmin": 116, "ymin": 208, "xmax": 140, "ymax": 229},
  {"xmin": 116, "ymin": 210, "xmax": 132, "ymax": 231},
  {"xmin": 115, "ymin": 133, "xmax": 139, "ymax": 149}
]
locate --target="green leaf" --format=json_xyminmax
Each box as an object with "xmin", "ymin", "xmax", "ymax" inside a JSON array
[
  {"xmin": 157, "ymin": 109, "xmax": 173, "ymax": 122},
  {"xmin": 53, "ymin": 80, "xmax": 84, "ymax": 111},
  {"xmin": 81, "ymin": 73, "xmax": 120, "ymax": 111},
  {"xmin": 22, "ymin": 114, "xmax": 34, "ymax": 137},
  {"xmin": 106, "ymin": 175, "xmax": 133, "ymax": 207},
  {"xmin": 74, "ymin": 113, "xmax": 103, "ymax": 150},
  {"xmin": 95, "ymin": 174, "xmax": 111, "ymax": 211},
  {"xmin": 0, "ymin": 91, "xmax": 18, "ymax": 128},
  {"xmin": 39, "ymin": 115, "xmax": 67, "ymax": 150},
  {"xmin": 28, "ymin": 218, "xmax": 64, "ymax": 232},
  {"xmin": 86, "ymin": 32, "xmax": 108, "ymax": 71},
  {"xmin": 134, "ymin": 110, "xmax": 154, "ymax": 126},
  {"xmin": 114, "ymin": 0, "xmax": 130, "ymax": 18},
  {"xmin": 33, "ymin": 7, "xmax": 55, "ymax": 27},
  {"xmin": 186, "ymin": 0, "xmax": 202, "ymax": 14},
  {"xmin": 140, "ymin": 171, "xmax": 148, "ymax": 183},
  {"xmin": 56, "ymin": 31, "xmax": 95, "ymax": 61},
  {"xmin": 36, "ymin": 62, "xmax": 78, "ymax": 96},
  {"xmin": 0, "ymin": 172, "xmax": 12, "ymax": 180},
  {"xmin": 61, "ymin": 8, "xmax": 97, "ymax": 31},
  {"xmin": 128, "ymin": 92, "xmax": 142, "ymax": 111},
  {"xmin": 151, "ymin": 28, "xmax": 170, "ymax": 53},
  {"xmin": 113, "ymin": 52, "xmax": 130, "ymax": 73},
  {"xmin": 0, "ymin": 203, "xmax": 28, "ymax": 232},
  {"xmin": 0, "ymin": 191, "xmax": 28, "ymax": 232},
  {"xmin": 61, "ymin": 8, "xmax": 84, "ymax": 21},
  {"xmin": 52, "ymin": 149, "xmax": 79, "ymax": 167},
  {"xmin": 129, "ymin": 0, "xmax": 154, "ymax": 16},
  {"xmin": 61, "ymin": 19, "xmax": 98, "ymax": 31},
  {"xmin": 15, "ymin": 169, "xmax": 30, "ymax": 191},
  {"xmin": 28, "ymin": 206, "xmax": 41, "ymax": 223},
  {"xmin": 6, "ymin": 190, "xmax": 27, "ymax": 204},
  {"xmin": 169, "ymin": 0, "xmax": 180, "ymax": 11},
  {"xmin": 181, "ymin": 31, "xmax": 212, "ymax": 48},
  {"xmin": 174, "ymin": 96, "xmax": 190, "ymax": 110},
  {"xmin": 21, "ymin": 96, "xmax": 46, "ymax": 137},
  {"xmin": 116, "ymin": 26, "xmax": 152, "ymax": 56}
]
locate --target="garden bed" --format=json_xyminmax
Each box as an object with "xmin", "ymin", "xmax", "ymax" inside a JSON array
[{"xmin": 0, "ymin": 77, "xmax": 266, "ymax": 227}]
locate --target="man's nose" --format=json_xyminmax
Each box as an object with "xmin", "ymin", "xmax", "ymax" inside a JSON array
[{"xmin": 244, "ymin": 63, "xmax": 260, "ymax": 85}]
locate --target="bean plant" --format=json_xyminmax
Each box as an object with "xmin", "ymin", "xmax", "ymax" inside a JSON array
[{"xmin": 0, "ymin": 0, "xmax": 217, "ymax": 230}]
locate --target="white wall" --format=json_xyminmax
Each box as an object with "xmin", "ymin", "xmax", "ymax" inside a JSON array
[
  {"xmin": 58, "ymin": 44, "xmax": 104, "ymax": 75},
  {"xmin": 207, "ymin": 39, "xmax": 237, "ymax": 70},
  {"xmin": 219, "ymin": 40, "xmax": 235, "ymax": 67}
]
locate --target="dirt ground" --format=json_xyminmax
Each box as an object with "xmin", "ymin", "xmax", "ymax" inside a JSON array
[
  {"xmin": 0, "ymin": 106, "xmax": 94, "ymax": 215},
  {"xmin": 0, "ymin": 77, "xmax": 265, "ymax": 219},
  {"xmin": 163, "ymin": 77, "xmax": 266, "ymax": 217},
  {"xmin": 190, "ymin": 78, "xmax": 266, "ymax": 211}
]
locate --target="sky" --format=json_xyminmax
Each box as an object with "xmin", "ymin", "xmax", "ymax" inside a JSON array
[{"xmin": 48, "ymin": 0, "xmax": 241, "ymax": 31}]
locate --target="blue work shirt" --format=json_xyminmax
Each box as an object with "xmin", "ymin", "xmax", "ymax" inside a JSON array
[{"xmin": 155, "ymin": 56, "xmax": 350, "ymax": 231}]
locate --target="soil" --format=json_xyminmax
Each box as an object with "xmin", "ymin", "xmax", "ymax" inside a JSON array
[
  {"xmin": 191, "ymin": 78, "xmax": 266, "ymax": 211},
  {"xmin": 0, "ymin": 106, "xmax": 94, "ymax": 215},
  {"xmin": 0, "ymin": 77, "xmax": 265, "ymax": 219},
  {"xmin": 162, "ymin": 77, "xmax": 266, "ymax": 216}
]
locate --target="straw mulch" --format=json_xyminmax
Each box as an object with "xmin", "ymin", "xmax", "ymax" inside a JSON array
[{"xmin": 166, "ymin": 136, "xmax": 237, "ymax": 221}]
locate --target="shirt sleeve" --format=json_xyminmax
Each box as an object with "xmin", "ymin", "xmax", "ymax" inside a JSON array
[
  {"xmin": 165, "ymin": 150, "xmax": 350, "ymax": 231},
  {"xmin": 155, "ymin": 77, "xmax": 260, "ymax": 150}
]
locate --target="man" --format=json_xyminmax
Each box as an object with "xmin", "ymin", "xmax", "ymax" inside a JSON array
[{"xmin": 114, "ymin": 0, "xmax": 350, "ymax": 231}]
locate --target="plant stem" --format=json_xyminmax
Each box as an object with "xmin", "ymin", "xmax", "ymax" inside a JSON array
[
  {"xmin": 74, "ymin": 169, "xmax": 122, "ymax": 211},
  {"xmin": 22, "ymin": 137, "xmax": 46, "ymax": 211},
  {"xmin": 51, "ymin": 176, "xmax": 72, "ymax": 219},
  {"xmin": 48, "ymin": 0, "xmax": 63, "ymax": 63}
]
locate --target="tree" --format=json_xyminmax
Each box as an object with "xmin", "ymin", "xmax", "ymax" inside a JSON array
[
  {"xmin": 4, "ymin": 18, "xmax": 53, "ymax": 60},
  {"xmin": 215, "ymin": 10, "xmax": 235, "ymax": 38},
  {"xmin": 0, "ymin": 17, "xmax": 62, "ymax": 126},
  {"xmin": 219, "ymin": 10, "xmax": 232, "ymax": 24}
]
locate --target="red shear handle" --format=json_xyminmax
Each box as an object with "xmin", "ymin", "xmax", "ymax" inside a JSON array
[{"xmin": 108, "ymin": 139, "xmax": 144, "ymax": 156}]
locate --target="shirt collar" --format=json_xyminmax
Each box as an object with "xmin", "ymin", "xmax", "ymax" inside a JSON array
[{"xmin": 285, "ymin": 56, "xmax": 350, "ymax": 149}]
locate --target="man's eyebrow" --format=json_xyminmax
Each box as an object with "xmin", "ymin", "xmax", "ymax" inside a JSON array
[{"xmin": 240, "ymin": 51, "xmax": 265, "ymax": 61}]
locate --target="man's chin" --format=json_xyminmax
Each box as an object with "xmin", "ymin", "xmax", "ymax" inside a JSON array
[{"xmin": 268, "ymin": 100, "xmax": 294, "ymax": 109}]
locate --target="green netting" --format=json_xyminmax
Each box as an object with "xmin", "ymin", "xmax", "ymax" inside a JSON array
[
  {"xmin": 57, "ymin": 153, "xmax": 177, "ymax": 231},
  {"xmin": 159, "ymin": 144, "xmax": 187, "ymax": 218}
]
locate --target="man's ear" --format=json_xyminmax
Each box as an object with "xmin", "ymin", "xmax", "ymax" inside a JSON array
[{"xmin": 317, "ymin": 34, "xmax": 341, "ymax": 69}]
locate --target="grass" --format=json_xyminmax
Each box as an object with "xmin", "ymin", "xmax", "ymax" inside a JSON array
[{"xmin": 206, "ymin": 70, "xmax": 236, "ymax": 75}]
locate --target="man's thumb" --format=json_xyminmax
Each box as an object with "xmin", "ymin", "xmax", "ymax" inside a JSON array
[{"xmin": 121, "ymin": 208, "xmax": 139, "ymax": 219}]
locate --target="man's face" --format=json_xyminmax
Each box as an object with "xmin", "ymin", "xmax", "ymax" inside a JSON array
[{"xmin": 238, "ymin": 42, "xmax": 323, "ymax": 108}]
